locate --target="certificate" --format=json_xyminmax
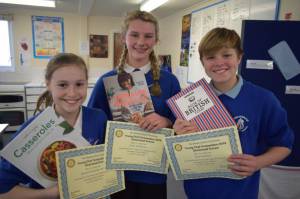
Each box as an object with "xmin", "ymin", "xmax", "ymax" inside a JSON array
[
  {"xmin": 164, "ymin": 126, "xmax": 244, "ymax": 180},
  {"xmin": 105, "ymin": 121, "xmax": 174, "ymax": 174},
  {"xmin": 56, "ymin": 145, "xmax": 125, "ymax": 199}
]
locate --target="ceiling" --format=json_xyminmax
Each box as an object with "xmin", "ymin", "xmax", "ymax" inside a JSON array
[{"xmin": 0, "ymin": 0, "xmax": 205, "ymax": 18}]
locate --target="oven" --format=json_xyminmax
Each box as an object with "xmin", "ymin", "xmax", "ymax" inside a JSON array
[
  {"xmin": 0, "ymin": 107, "xmax": 26, "ymax": 132},
  {"xmin": 0, "ymin": 84, "xmax": 27, "ymax": 132}
]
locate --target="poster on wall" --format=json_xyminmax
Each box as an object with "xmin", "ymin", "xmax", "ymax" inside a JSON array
[
  {"xmin": 32, "ymin": 16, "xmax": 65, "ymax": 59},
  {"xmin": 159, "ymin": 55, "xmax": 172, "ymax": 73},
  {"xmin": 89, "ymin": 35, "xmax": 108, "ymax": 58},
  {"xmin": 18, "ymin": 37, "xmax": 31, "ymax": 67},
  {"xmin": 179, "ymin": 14, "xmax": 191, "ymax": 67}
]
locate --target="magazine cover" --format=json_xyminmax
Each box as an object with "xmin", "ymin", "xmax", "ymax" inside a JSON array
[
  {"xmin": 103, "ymin": 71, "xmax": 154, "ymax": 122},
  {"xmin": 0, "ymin": 107, "xmax": 90, "ymax": 188},
  {"xmin": 167, "ymin": 78, "xmax": 236, "ymax": 131}
]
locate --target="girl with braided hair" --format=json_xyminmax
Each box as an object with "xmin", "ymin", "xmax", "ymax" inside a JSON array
[{"xmin": 88, "ymin": 10, "xmax": 181, "ymax": 199}]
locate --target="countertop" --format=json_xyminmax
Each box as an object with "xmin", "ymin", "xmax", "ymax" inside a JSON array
[{"xmin": 25, "ymin": 77, "xmax": 98, "ymax": 87}]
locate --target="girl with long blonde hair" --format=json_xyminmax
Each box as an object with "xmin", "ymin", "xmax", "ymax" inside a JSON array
[{"xmin": 88, "ymin": 10, "xmax": 181, "ymax": 199}]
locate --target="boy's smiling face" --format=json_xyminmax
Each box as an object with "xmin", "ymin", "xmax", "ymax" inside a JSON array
[{"xmin": 201, "ymin": 47, "xmax": 242, "ymax": 92}]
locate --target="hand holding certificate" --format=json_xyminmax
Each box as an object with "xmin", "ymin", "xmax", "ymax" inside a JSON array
[
  {"xmin": 105, "ymin": 121, "xmax": 174, "ymax": 174},
  {"xmin": 164, "ymin": 126, "xmax": 244, "ymax": 180},
  {"xmin": 56, "ymin": 144, "xmax": 124, "ymax": 199}
]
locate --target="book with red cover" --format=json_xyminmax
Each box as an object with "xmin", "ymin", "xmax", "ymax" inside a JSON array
[{"xmin": 167, "ymin": 78, "xmax": 236, "ymax": 131}]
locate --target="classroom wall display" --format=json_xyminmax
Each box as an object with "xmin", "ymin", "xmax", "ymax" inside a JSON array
[
  {"xmin": 159, "ymin": 55, "xmax": 172, "ymax": 73},
  {"xmin": 179, "ymin": 14, "xmax": 191, "ymax": 67},
  {"xmin": 187, "ymin": 0, "xmax": 280, "ymax": 83},
  {"xmin": 32, "ymin": 16, "xmax": 65, "ymax": 59},
  {"xmin": 89, "ymin": 35, "xmax": 108, "ymax": 58}
]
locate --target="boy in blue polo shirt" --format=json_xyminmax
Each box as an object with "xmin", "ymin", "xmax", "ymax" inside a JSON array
[{"xmin": 173, "ymin": 27, "xmax": 294, "ymax": 199}]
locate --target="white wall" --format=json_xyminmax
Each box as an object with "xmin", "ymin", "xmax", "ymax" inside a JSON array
[
  {"xmin": 0, "ymin": 8, "xmax": 122, "ymax": 83},
  {"xmin": 0, "ymin": 9, "xmax": 81, "ymax": 83},
  {"xmin": 0, "ymin": 0, "xmax": 299, "ymax": 84},
  {"xmin": 279, "ymin": 0, "xmax": 300, "ymax": 20},
  {"xmin": 87, "ymin": 16, "xmax": 121, "ymax": 79},
  {"xmin": 158, "ymin": 0, "xmax": 300, "ymax": 86}
]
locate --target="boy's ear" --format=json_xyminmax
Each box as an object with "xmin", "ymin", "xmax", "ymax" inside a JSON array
[{"xmin": 238, "ymin": 53, "xmax": 243, "ymax": 64}]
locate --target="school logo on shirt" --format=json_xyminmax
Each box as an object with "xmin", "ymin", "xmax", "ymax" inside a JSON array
[{"xmin": 234, "ymin": 115, "xmax": 249, "ymax": 133}]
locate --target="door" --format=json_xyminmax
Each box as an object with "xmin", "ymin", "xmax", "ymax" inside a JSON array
[{"xmin": 114, "ymin": 33, "xmax": 123, "ymax": 68}]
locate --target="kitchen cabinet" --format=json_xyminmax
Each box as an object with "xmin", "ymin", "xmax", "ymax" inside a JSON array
[{"xmin": 25, "ymin": 83, "xmax": 95, "ymax": 119}]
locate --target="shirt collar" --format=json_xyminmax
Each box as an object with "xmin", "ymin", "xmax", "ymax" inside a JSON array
[
  {"xmin": 52, "ymin": 105, "xmax": 83, "ymax": 135},
  {"xmin": 124, "ymin": 62, "xmax": 151, "ymax": 74},
  {"xmin": 209, "ymin": 75, "xmax": 243, "ymax": 99}
]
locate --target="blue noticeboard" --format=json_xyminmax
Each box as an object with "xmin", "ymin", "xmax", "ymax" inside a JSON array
[{"xmin": 240, "ymin": 20, "xmax": 300, "ymax": 166}]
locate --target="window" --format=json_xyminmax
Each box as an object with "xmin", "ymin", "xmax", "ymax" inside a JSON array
[{"xmin": 0, "ymin": 15, "xmax": 14, "ymax": 72}]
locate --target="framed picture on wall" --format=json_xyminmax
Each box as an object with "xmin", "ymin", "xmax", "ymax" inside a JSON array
[
  {"xmin": 32, "ymin": 16, "xmax": 65, "ymax": 59},
  {"xmin": 179, "ymin": 14, "xmax": 191, "ymax": 67},
  {"xmin": 89, "ymin": 35, "xmax": 108, "ymax": 58}
]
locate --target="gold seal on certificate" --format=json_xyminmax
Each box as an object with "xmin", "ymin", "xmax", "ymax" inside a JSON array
[
  {"xmin": 56, "ymin": 145, "xmax": 125, "ymax": 199},
  {"xmin": 105, "ymin": 121, "xmax": 174, "ymax": 174},
  {"xmin": 164, "ymin": 126, "xmax": 244, "ymax": 180}
]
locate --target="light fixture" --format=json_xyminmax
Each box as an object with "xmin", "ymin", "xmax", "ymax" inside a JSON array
[
  {"xmin": 0, "ymin": 0, "xmax": 55, "ymax": 8},
  {"xmin": 140, "ymin": 0, "xmax": 169, "ymax": 12}
]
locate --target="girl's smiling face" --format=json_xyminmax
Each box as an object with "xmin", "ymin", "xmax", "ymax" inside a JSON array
[
  {"xmin": 123, "ymin": 19, "xmax": 157, "ymax": 67},
  {"xmin": 46, "ymin": 65, "xmax": 87, "ymax": 118}
]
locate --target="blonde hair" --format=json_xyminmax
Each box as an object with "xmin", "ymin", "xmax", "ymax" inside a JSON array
[
  {"xmin": 117, "ymin": 10, "xmax": 161, "ymax": 96},
  {"xmin": 34, "ymin": 53, "xmax": 88, "ymax": 115},
  {"xmin": 198, "ymin": 27, "xmax": 243, "ymax": 61}
]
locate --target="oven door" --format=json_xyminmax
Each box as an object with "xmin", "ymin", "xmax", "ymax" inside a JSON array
[
  {"xmin": 0, "ymin": 92, "xmax": 26, "ymax": 108},
  {"xmin": 0, "ymin": 108, "xmax": 26, "ymax": 132}
]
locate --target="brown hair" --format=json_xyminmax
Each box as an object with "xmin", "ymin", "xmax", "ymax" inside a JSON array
[
  {"xmin": 34, "ymin": 53, "xmax": 88, "ymax": 115},
  {"xmin": 118, "ymin": 71, "xmax": 135, "ymax": 89},
  {"xmin": 117, "ymin": 10, "xmax": 161, "ymax": 96},
  {"xmin": 198, "ymin": 27, "xmax": 243, "ymax": 61}
]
